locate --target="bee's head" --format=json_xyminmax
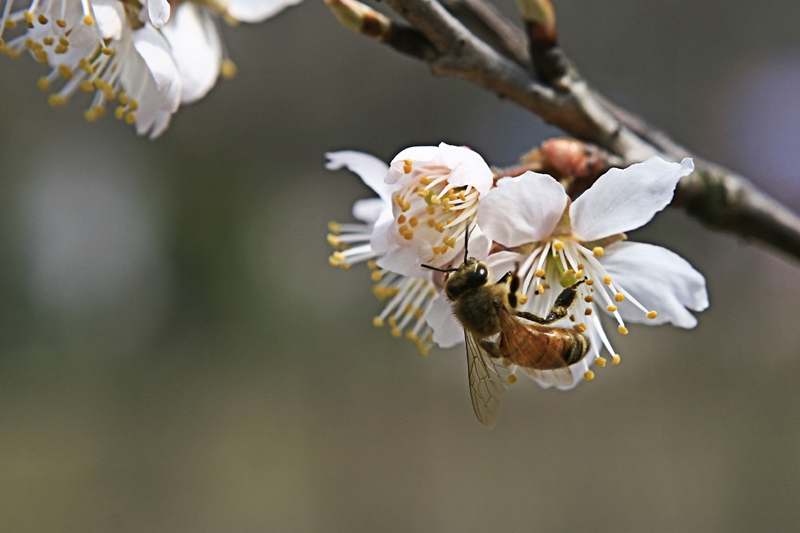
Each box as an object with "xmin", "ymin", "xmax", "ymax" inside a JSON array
[{"xmin": 442, "ymin": 258, "xmax": 489, "ymax": 301}]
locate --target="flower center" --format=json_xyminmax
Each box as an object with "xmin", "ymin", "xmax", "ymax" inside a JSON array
[{"xmin": 392, "ymin": 162, "xmax": 480, "ymax": 267}]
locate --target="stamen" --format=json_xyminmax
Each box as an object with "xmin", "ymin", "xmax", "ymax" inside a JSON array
[
  {"xmin": 593, "ymin": 246, "xmax": 604, "ymax": 257},
  {"xmin": 584, "ymin": 371, "xmax": 595, "ymax": 381},
  {"xmin": 612, "ymin": 354, "xmax": 621, "ymax": 365},
  {"xmin": 618, "ymin": 325, "xmax": 628, "ymax": 335},
  {"xmin": 646, "ymin": 311, "xmax": 658, "ymax": 319},
  {"xmin": 595, "ymin": 357, "xmax": 607, "ymax": 368}
]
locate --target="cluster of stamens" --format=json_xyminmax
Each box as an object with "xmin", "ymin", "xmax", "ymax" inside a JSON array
[
  {"xmin": 513, "ymin": 237, "xmax": 659, "ymax": 381},
  {"xmin": 1, "ymin": 1, "xmax": 141, "ymax": 128},
  {"xmin": 392, "ymin": 159, "xmax": 480, "ymax": 268},
  {"xmin": 327, "ymin": 221, "xmax": 379, "ymax": 270},
  {"xmin": 370, "ymin": 264, "xmax": 436, "ymax": 356}
]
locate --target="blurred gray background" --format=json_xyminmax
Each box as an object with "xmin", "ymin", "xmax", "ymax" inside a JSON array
[{"xmin": 1, "ymin": 0, "xmax": 800, "ymax": 531}]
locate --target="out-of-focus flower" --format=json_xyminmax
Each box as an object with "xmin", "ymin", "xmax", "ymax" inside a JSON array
[
  {"xmin": 0, "ymin": 0, "xmax": 180, "ymax": 138},
  {"xmin": 0, "ymin": 0, "xmax": 301, "ymax": 136},
  {"xmin": 326, "ymin": 150, "xmax": 438, "ymax": 355},
  {"xmin": 473, "ymin": 156, "xmax": 707, "ymax": 389}
]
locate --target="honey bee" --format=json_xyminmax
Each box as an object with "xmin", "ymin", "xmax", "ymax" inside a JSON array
[{"xmin": 423, "ymin": 236, "xmax": 590, "ymax": 428}]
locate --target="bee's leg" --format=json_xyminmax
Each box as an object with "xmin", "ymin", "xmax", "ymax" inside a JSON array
[
  {"xmin": 496, "ymin": 270, "xmax": 522, "ymax": 308},
  {"xmin": 516, "ymin": 280, "xmax": 586, "ymax": 325}
]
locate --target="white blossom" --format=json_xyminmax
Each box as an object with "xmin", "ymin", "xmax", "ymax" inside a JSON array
[
  {"xmin": 474, "ymin": 156, "xmax": 708, "ymax": 389},
  {"xmin": 1, "ymin": 0, "xmax": 180, "ymax": 138}
]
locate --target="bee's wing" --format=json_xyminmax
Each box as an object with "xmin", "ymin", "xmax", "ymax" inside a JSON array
[
  {"xmin": 497, "ymin": 309, "xmax": 576, "ymax": 389},
  {"xmin": 465, "ymin": 330, "xmax": 505, "ymax": 428}
]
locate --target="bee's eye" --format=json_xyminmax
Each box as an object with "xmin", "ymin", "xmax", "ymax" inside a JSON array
[{"xmin": 475, "ymin": 266, "xmax": 488, "ymax": 283}]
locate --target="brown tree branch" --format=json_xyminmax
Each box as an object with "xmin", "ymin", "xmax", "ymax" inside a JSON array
[{"xmin": 332, "ymin": 0, "xmax": 800, "ymax": 263}]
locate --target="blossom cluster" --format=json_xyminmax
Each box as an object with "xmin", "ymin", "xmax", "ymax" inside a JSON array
[
  {"xmin": 0, "ymin": 0, "xmax": 300, "ymax": 137},
  {"xmin": 327, "ymin": 143, "xmax": 708, "ymax": 389}
]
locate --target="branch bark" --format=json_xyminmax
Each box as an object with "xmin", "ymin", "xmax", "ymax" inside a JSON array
[{"xmin": 368, "ymin": 0, "xmax": 800, "ymax": 262}]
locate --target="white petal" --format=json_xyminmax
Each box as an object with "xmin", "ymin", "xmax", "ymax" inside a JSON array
[
  {"xmin": 477, "ymin": 172, "xmax": 568, "ymax": 247},
  {"xmin": 485, "ymin": 250, "xmax": 525, "ymax": 282},
  {"xmin": 601, "ymin": 241, "xmax": 708, "ymax": 328},
  {"xmin": 325, "ymin": 151, "xmax": 393, "ymax": 201},
  {"xmin": 161, "ymin": 4, "xmax": 221, "ymax": 104},
  {"xmin": 571, "ymin": 157, "xmax": 694, "ymax": 241},
  {"xmin": 351, "ymin": 198, "xmax": 384, "ymax": 225},
  {"xmin": 386, "ymin": 146, "xmax": 441, "ymax": 184},
  {"xmin": 147, "ymin": 0, "xmax": 170, "ymax": 27},
  {"xmin": 376, "ymin": 245, "xmax": 431, "ymax": 280},
  {"xmin": 438, "ymin": 143, "xmax": 493, "ymax": 195},
  {"xmin": 127, "ymin": 26, "xmax": 181, "ymax": 138},
  {"xmin": 427, "ymin": 294, "xmax": 464, "ymax": 348},
  {"xmin": 94, "ymin": 0, "xmax": 125, "ymax": 40},
  {"xmin": 226, "ymin": 0, "xmax": 302, "ymax": 22}
]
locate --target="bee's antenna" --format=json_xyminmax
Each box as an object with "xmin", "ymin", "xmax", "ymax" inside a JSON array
[
  {"xmin": 464, "ymin": 224, "xmax": 471, "ymax": 263},
  {"xmin": 421, "ymin": 263, "xmax": 458, "ymax": 273}
]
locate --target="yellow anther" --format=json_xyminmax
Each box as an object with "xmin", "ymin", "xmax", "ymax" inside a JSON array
[
  {"xmin": 593, "ymin": 246, "xmax": 604, "ymax": 258},
  {"xmin": 405, "ymin": 331, "xmax": 417, "ymax": 342},
  {"xmin": 101, "ymin": 47, "xmax": 114, "ymax": 56},
  {"xmin": 37, "ymin": 14, "xmax": 48, "ymax": 24},
  {"xmin": 607, "ymin": 305, "xmax": 617, "ymax": 312},
  {"xmin": 647, "ymin": 311, "xmax": 658, "ymax": 319},
  {"xmin": 584, "ymin": 308, "xmax": 592, "ymax": 316},
  {"xmin": 584, "ymin": 295, "xmax": 593, "ymax": 303},
  {"xmin": 47, "ymin": 94, "xmax": 67, "ymax": 107},
  {"xmin": 618, "ymin": 325, "xmax": 628, "ymax": 335},
  {"xmin": 37, "ymin": 77, "xmax": 50, "ymax": 91},
  {"xmin": 57, "ymin": 64, "xmax": 74, "ymax": 80},
  {"xmin": 575, "ymin": 323, "xmax": 587, "ymax": 333},
  {"xmin": 366, "ymin": 260, "xmax": 378, "ymax": 270},
  {"xmin": 563, "ymin": 269, "xmax": 575, "ymax": 277},
  {"xmin": 458, "ymin": 190, "xmax": 466, "ymax": 201},
  {"xmin": 418, "ymin": 176, "xmax": 431, "ymax": 185},
  {"xmin": 387, "ymin": 316, "xmax": 397, "ymax": 328},
  {"xmin": 536, "ymin": 284, "xmax": 544, "ymax": 295},
  {"xmin": 585, "ymin": 279, "xmax": 594, "ymax": 286},
  {"xmin": 54, "ymin": 44, "xmax": 67, "ymax": 54},
  {"xmin": 391, "ymin": 327, "xmax": 402, "ymax": 338},
  {"xmin": 518, "ymin": 295, "xmax": 528, "ymax": 305},
  {"xmin": 553, "ymin": 240, "xmax": 564, "ymax": 251},
  {"xmin": 396, "ymin": 214, "xmax": 406, "ymax": 224},
  {"xmin": 403, "ymin": 230, "xmax": 414, "ymax": 240},
  {"xmin": 24, "ymin": 11, "xmax": 34, "ymax": 22},
  {"xmin": 507, "ymin": 374, "xmax": 518, "ymax": 384},
  {"xmin": 426, "ymin": 205, "xmax": 435, "ymax": 215},
  {"xmin": 614, "ymin": 293, "xmax": 625, "ymax": 302},
  {"xmin": 114, "ymin": 106, "xmax": 126, "ymax": 120},
  {"xmin": 124, "ymin": 111, "xmax": 136, "ymax": 125},
  {"xmin": 340, "ymin": 262, "xmax": 351, "ymax": 270},
  {"xmin": 34, "ymin": 49, "xmax": 48, "ymax": 63},
  {"xmin": 373, "ymin": 317, "xmax": 384, "ymax": 328},
  {"xmin": 84, "ymin": 108, "xmax": 98, "ymax": 122},
  {"xmin": 129, "ymin": 99, "xmax": 139, "ymax": 111},
  {"xmin": 328, "ymin": 256, "xmax": 339, "ymax": 267},
  {"xmin": 534, "ymin": 269, "xmax": 545, "ymax": 278},
  {"xmin": 584, "ymin": 370, "xmax": 595, "ymax": 381},
  {"xmin": 83, "ymin": 14, "xmax": 95, "ymax": 25},
  {"xmin": 603, "ymin": 275, "xmax": 612, "ymax": 285},
  {"xmin": 42, "ymin": 37, "xmax": 54, "ymax": 45},
  {"xmin": 327, "ymin": 221, "xmax": 340, "ymax": 234},
  {"xmin": 612, "ymin": 354, "xmax": 621, "ymax": 366},
  {"xmin": 56, "ymin": 18, "xmax": 66, "ymax": 27},
  {"xmin": 596, "ymin": 357, "xmax": 607, "ymax": 368},
  {"xmin": 408, "ymin": 217, "xmax": 418, "ymax": 227},
  {"xmin": 326, "ymin": 234, "xmax": 341, "ymax": 247},
  {"xmin": 402, "ymin": 159, "xmax": 413, "ymax": 174},
  {"xmin": 117, "ymin": 92, "xmax": 129, "ymax": 106},
  {"xmin": 220, "ymin": 59, "xmax": 237, "ymax": 79},
  {"xmin": 435, "ymin": 222, "xmax": 445, "ymax": 233},
  {"xmin": 59, "ymin": 37, "xmax": 69, "ymax": 46},
  {"xmin": 430, "ymin": 195, "xmax": 441, "ymax": 206},
  {"xmin": 4, "ymin": 19, "xmax": 17, "ymax": 28},
  {"xmin": 575, "ymin": 269, "xmax": 584, "ymax": 279},
  {"xmin": 418, "ymin": 344, "xmax": 429, "ymax": 357}
]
